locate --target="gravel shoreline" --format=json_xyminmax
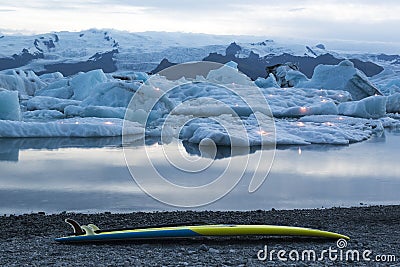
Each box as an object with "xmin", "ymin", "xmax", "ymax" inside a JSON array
[{"xmin": 0, "ymin": 205, "xmax": 399, "ymax": 266}]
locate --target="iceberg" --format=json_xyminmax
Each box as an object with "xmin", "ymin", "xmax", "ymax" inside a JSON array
[
  {"xmin": 0, "ymin": 70, "xmax": 45, "ymax": 97},
  {"xmin": 386, "ymin": 93, "xmax": 400, "ymax": 113},
  {"xmin": 297, "ymin": 60, "xmax": 382, "ymax": 100},
  {"xmin": 70, "ymin": 69, "xmax": 108, "ymax": 100},
  {"xmin": 23, "ymin": 110, "xmax": 65, "ymax": 120},
  {"xmin": 81, "ymin": 81, "xmax": 141, "ymax": 108},
  {"xmin": 0, "ymin": 118, "xmax": 143, "ymax": 138},
  {"xmin": 338, "ymin": 95, "xmax": 386, "ymax": 119},
  {"xmin": 64, "ymin": 105, "xmax": 126, "ymax": 119},
  {"xmin": 254, "ymin": 74, "xmax": 279, "ymax": 88},
  {"xmin": 26, "ymin": 96, "xmax": 81, "ymax": 112},
  {"xmin": 0, "ymin": 90, "xmax": 21, "ymax": 121}
]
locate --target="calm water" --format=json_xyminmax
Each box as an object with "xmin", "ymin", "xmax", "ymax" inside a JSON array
[{"xmin": 0, "ymin": 131, "xmax": 399, "ymax": 214}]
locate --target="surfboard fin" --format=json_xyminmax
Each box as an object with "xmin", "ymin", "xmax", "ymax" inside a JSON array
[{"xmin": 65, "ymin": 218, "xmax": 85, "ymax": 236}]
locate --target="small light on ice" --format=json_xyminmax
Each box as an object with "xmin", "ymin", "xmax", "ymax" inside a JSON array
[
  {"xmin": 324, "ymin": 122, "xmax": 334, "ymax": 126},
  {"xmin": 298, "ymin": 147, "xmax": 302, "ymax": 155},
  {"xmin": 75, "ymin": 122, "xmax": 79, "ymax": 125},
  {"xmin": 257, "ymin": 130, "xmax": 269, "ymax": 136},
  {"xmin": 235, "ymin": 104, "xmax": 239, "ymax": 107},
  {"xmin": 338, "ymin": 116, "xmax": 344, "ymax": 120},
  {"xmin": 104, "ymin": 121, "xmax": 114, "ymax": 125},
  {"xmin": 338, "ymin": 94, "xmax": 344, "ymax": 97},
  {"xmin": 321, "ymin": 99, "xmax": 327, "ymax": 103},
  {"xmin": 300, "ymin": 107, "xmax": 307, "ymax": 113},
  {"xmin": 155, "ymin": 87, "xmax": 160, "ymax": 91},
  {"xmin": 297, "ymin": 122, "xmax": 305, "ymax": 127}
]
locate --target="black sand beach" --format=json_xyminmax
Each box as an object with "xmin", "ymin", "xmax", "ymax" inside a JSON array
[{"xmin": 0, "ymin": 205, "xmax": 399, "ymax": 266}]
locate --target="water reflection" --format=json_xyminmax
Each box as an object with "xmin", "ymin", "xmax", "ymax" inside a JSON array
[{"xmin": 0, "ymin": 132, "xmax": 399, "ymax": 214}]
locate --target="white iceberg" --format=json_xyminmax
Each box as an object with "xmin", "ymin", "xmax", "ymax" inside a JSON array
[{"xmin": 297, "ymin": 60, "xmax": 381, "ymax": 100}]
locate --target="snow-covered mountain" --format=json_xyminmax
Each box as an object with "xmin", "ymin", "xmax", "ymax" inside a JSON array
[{"xmin": 2, "ymin": 29, "xmax": 399, "ymax": 76}]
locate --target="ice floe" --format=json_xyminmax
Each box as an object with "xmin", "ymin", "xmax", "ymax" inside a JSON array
[
  {"xmin": 0, "ymin": 59, "xmax": 399, "ymax": 146},
  {"xmin": 0, "ymin": 118, "xmax": 142, "ymax": 138}
]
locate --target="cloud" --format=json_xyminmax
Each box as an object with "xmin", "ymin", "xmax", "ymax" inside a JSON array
[{"xmin": 0, "ymin": 0, "xmax": 398, "ymax": 44}]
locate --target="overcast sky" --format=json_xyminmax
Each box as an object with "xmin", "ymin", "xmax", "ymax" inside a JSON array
[{"xmin": 1, "ymin": 0, "xmax": 399, "ymax": 44}]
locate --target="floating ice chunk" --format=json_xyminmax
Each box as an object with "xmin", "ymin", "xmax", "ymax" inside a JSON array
[
  {"xmin": 206, "ymin": 63, "xmax": 253, "ymax": 85},
  {"xmin": 26, "ymin": 96, "xmax": 81, "ymax": 112},
  {"xmin": 338, "ymin": 95, "xmax": 386, "ymax": 119},
  {"xmin": 0, "ymin": 118, "xmax": 143, "ymax": 137},
  {"xmin": 297, "ymin": 115, "xmax": 383, "ymax": 143},
  {"xmin": 35, "ymin": 78, "xmax": 73, "ymax": 99},
  {"xmin": 81, "ymin": 81, "xmax": 141, "ymax": 107},
  {"xmin": 261, "ymin": 87, "xmax": 342, "ymax": 117},
  {"xmin": 176, "ymin": 112, "xmax": 385, "ymax": 146},
  {"xmin": 23, "ymin": 110, "xmax": 65, "ymax": 120},
  {"xmin": 35, "ymin": 86, "xmax": 73, "ymax": 99},
  {"xmin": 225, "ymin": 61, "xmax": 238, "ymax": 69},
  {"xmin": 285, "ymin": 69, "xmax": 309, "ymax": 87},
  {"xmin": 38, "ymin": 72, "xmax": 64, "ymax": 82},
  {"xmin": 370, "ymin": 68, "xmax": 400, "ymax": 95},
  {"xmin": 70, "ymin": 69, "xmax": 108, "ymax": 100},
  {"xmin": 0, "ymin": 90, "xmax": 21, "ymax": 121},
  {"xmin": 277, "ymin": 100, "xmax": 338, "ymax": 117},
  {"xmin": 254, "ymin": 74, "xmax": 279, "ymax": 88},
  {"xmin": 0, "ymin": 70, "xmax": 45, "ymax": 97},
  {"xmin": 112, "ymin": 71, "xmax": 149, "ymax": 82},
  {"xmin": 379, "ymin": 116, "xmax": 400, "ymax": 128},
  {"xmin": 298, "ymin": 60, "xmax": 381, "ymax": 100},
  {"xmin": 64, "ymin": 105, "xmax": 126, "ymax": 119},
  {"xmin": 386, "ymin": 93, "xmax": 400, "ymax": 113}
]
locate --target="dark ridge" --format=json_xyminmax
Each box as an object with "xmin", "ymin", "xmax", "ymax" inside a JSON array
[
  {"xmin": 34, "ymin": 39, "xmax": 43, "ymax": 52},
  {"xmin": 0, "ymin": 49, "xmax": 44, "ymax": 71},
  {"xmin": 225, "ymin": 42, "xmax": 241, "ymax": 56},
  {"xmin": 153, "ymin": 43, "xmax": 384, "ymax": 80},
  {"xmin": 316, "ymin": 44, "xmax": 325, "ymax": 49},
  {"xmin": 38, "ymin": 49, "xmax": 118, "ymax": 76},
  {"xmin": 43, "ymin": 39, "xmax": 55, "ymax": 50},
  {"xmin": 348, "ymin": 58, "xmax": 385, "ymax": 76},
  {"xmin": 205, "ymin": 44, "xmax": 383, "ymax": 79},
  {"xmin": 306, "ymin": 46, "xmax": 318, "ymax": 57},
  {"xmin": 151, "ymin": 58, "xmax": 177, "ymax": 74},
  {"xmin": 376, "ymin": 54, "xmax": 400, "ymax": 61}
]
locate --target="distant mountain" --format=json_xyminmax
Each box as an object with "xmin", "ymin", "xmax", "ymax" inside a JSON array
[
  {"xmin": 152, "ymin": 42, "xmax": 384, "ymax": 80},
  {"xmin": 0, "ymin": 30, "xmax": 397, "ymax": 77}
]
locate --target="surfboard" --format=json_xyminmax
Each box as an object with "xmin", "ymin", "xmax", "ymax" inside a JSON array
[{"xmin": 55, "ymin": 219, "xmax": 349, "ymax": 243}]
